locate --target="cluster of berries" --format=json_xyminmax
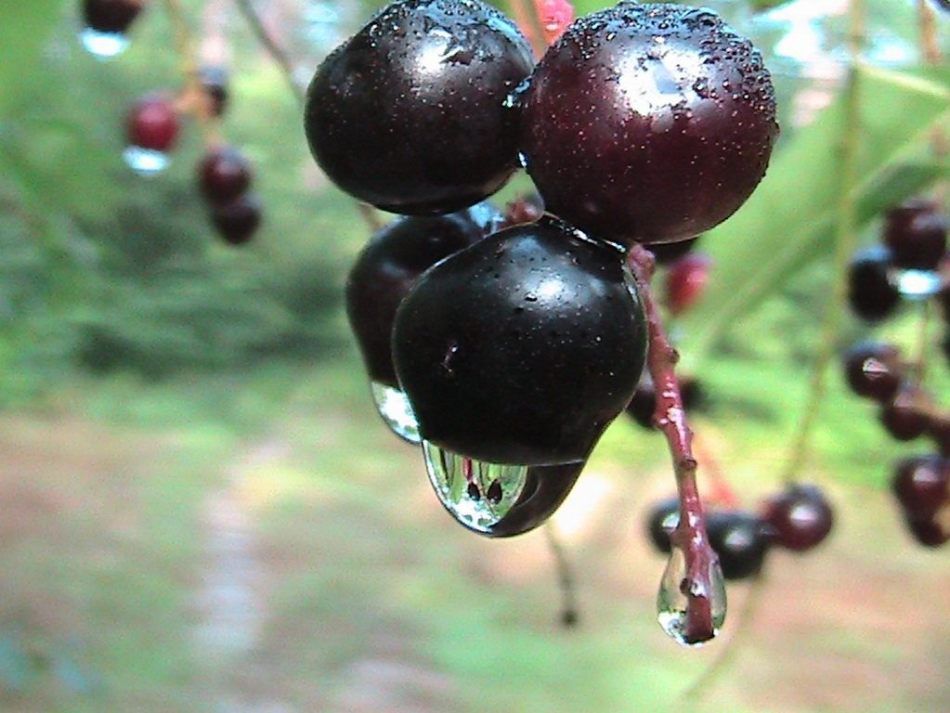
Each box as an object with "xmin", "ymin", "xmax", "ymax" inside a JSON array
[
  {"xmin": 844, "ymin": 198, "xmax": 949, "ymax": 548},
  {"xmin": 305, "ymin": 0, "xmax": 777, "ymax": 539},
  {"xmin": 81, "ymin": 0, "xmax": 261, "ymax": 245},
  {"xmin": 647, "ymin": 483, "xmax": 835, "ymax": 580}
]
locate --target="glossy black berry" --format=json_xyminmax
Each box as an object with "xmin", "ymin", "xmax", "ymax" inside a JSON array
[
  {"xmin": 847, "ymin": 246, "xmax": 900, "ymax": 322},
  {"xmin": 646, "ymin": 497, "xmax": 680, "ymax": 553},
  {"xmin": 198, "ymin": 146, "xmax": 252, "ymax": 205},
  {"xmin": 892, "ymin": 454, "xmax": 948, "ymax": 520},
  {"xmin": 346, "ymin": 204, "xmax": 501, "ymax": 388},
  {"xmin": 83, "ymin": 0, "xmax": 143, "ymax": 34},
  {"xmin": 210, "ymin": 193, "xmax": 262, "ymax": 245},
  {"xmin": 843, "ymin": 341, "xmax": 902, "ymax": 403},
  {"xmin": 762, "ymin": 484, "xmax": 834, "ymax": 552},
  {"xmin": 880, "ymin": 386, "xmax": 932, "ymax": 442},
  {"xmin": 304, "ymin": 0, "xmax": 533, "ymax": 215},
  {"xmin": 520, "ymin": 4, "xmax": 778, "ymax": 245},
  {"xmin": 393, "ymin": 216, "xmax": 648, "ymax": 465},
  {"xmin": 706, "ymin": 510, "xmax": 772, "ymax": 580},
  {"xmin": 883, "ymin": 199, "xmax": 947, "ymax": 271}
]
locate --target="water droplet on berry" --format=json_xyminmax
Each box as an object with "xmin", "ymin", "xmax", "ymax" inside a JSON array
[
  {"xmin": 79, "ymin": 28, "xmax": 130, "ymax": 59},
  {"xmin": 422, "ymin": 440, "xmax": 530, "ymax": 533},
  {"xmin": 656, "ymin": 546, "xmax": 726, "ymax": 647},
  {"xmin": 122, "ymin": 146, "xmax": 170, "ymax": 176},
  {"xmin": 893, "ymin": 267, "xmax": 942, "ymax": 300},
  {"xmin": 370, "ymin": 382, "xmax": 420, "ymax": 444}
]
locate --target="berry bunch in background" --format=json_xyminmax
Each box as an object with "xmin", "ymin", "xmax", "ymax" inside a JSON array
[
  {"xmin": 80, "ymin": 0, "xmax": 262, "ymax": 246},
  {"xmin": 844, "ymin": 199, "xmax": 949, "ymax": 548},
  {"xmin": 305, "ymin": 0, "xmax": 779, "ymax": 646}
]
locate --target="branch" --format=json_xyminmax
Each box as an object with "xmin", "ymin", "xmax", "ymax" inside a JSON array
[{"xmin": 232, "ymin": 0, "xmax": 306, "ymax": 106}]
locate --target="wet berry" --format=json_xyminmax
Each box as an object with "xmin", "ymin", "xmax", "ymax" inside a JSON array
[
  {"xmin": 847, "ymin": 246, "xmax": 900, "ymax": 322},
  {"xmin": 210, "ymin": 193, "xmax": 262, "ymax": 245},
  {"xmin": 706, "ymin": 510, "xmax": 772, "ymax": 580},
  {"xmin": 304, "ymin": 0, "xmax": 533, "ymax": 215},
  {"xmin": 843, "ymin": 341, "xmax": 902, "ymax": 402},
  {"xmin": 520, "ymin": 4, "xmax": 778, "ymax": 245},
  {"xmin": 198, "ymin": 146, "xmax": 253, "ymax": 205},
  {"xmin": 126, "ymin": 94, "xmax": 179, "ymax": 152},
  {"xmin": 880, "ymin": 385, "xmax": 932, "ymax": 442},
  {"xmin": 892, "ymin": 454, "xmax": 948, "ymax": 520},
  {"xmin": 393, "ymin": 215, "xmax": 647, "ymax": 465},
  {"xmin": 762, "ymin": 484, "xmax": 834, "ymax": 552},
  {"xmin": 83, "ymin": 0, "xmax": 144, "ymax": 34},
  {"xmin": 665, "ymin": 253, "xmax": 713, "ymax": 316},
  {"xmin": 646, "ymin": 497, "xmax": 680, "ymax": 554},
  {"xmin": 883, "ymin": 199, "xmax": 947, "ymax": 271}
]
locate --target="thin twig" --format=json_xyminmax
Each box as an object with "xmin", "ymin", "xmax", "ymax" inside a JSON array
[
  {"xmin": 543, "ymin": 523, "xmax": 579, "ymax": 627},
  {"xmin": 232, "ymin": 0, "xmax": 306, "ymax": 105},
  {"xmin": 164, "ymin": 0, "xmax": 219, "ymax": 143}
]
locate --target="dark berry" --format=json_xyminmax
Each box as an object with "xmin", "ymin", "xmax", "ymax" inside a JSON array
[
  {"xmin": 843, "ymin": 341, "xmax": 902, "ymax": 402},
  {"xmin": 626, "ymin": 375, "xmax": 704, "ymax": 430},
  {"xmin": 892, "ymin": 454, "xmax": 948, "ymax": 520},
  {"xmin": 198, "ymin": 146, "xmax": 253, "ymax": 205},
  {"xmin": 83, "ymin": 0, "xmax": 143, "ymax": 34},
  {"xmin": 762, "ymin": 484, "xmax": 834, "ymax": 552},
  {"xmin": 904, "ymin": 516, "xmax": 948, "ymax": 548},
  {"xmin": 346, "ymin": 204, "xmax": 501, "ymax": 388},
  {"xmin": 392, "ymin": 215, "xmax": 647, "ymax": 465},
  {"xmin": 646, "ymin": 497, "xmax": 680, "ymax": 554},
  {"xmin": 126, "ymin": 94, "xmax": 179, "ymax": 152},
  {"xmin": 520, "ymin": 4, "xmax": 778, "ymax": 245},
  {"xmin": 210, "ymin": 193, "xmax": 262, "ymax": 245},
  {"xmin": 304, "ymin": 0, "xmax": 533, "ymax": 215},
  {"xmin": 847, "ymin": 246, "xmax": 900, "ymax": 322},
  {"xmin": 200, "ymin": 65, "xmax": 229, "ymax": 117},
  {"xmin": 646, "ymin": 237, "xmax": 700, "ymax": 265},
  {"xmin": 883, "ymin": 199, "xmax": 947, "ymax": 271},
  {"xmin": 665, "ymin": 253, "xmax": 713, "ymax": 316},
  {"xmin": 880, "ymin": 385, "xmax": 932, "ymax": 442},
  {"xmin": 706, "ymin": 510, "xmax": 772, "ymax": 581}
]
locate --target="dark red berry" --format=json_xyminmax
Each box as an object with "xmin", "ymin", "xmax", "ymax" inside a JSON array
[
  {"xmin": 502, "ymin": 194, "xmax": 545, "ymax": 228},
  {"xmin": 346, "ymin": 204, "xmax": 501, "ymax": 388},
  {"xmin": 198, "ymin": 146, "xmax": 253, "ymax": 205},
  {"xmin": 762, "ymin": 484, "xmax": 834, "ymax": 552},
  {"xmin": 127, "ymin": 94, "xmax": 179, "ymax": 152},
  {"xmin": 843, "ymin": 341, "xmax": 902, "ymax": 402},
  {"xmin": 706, "ymin": 510, "xmax": 772, "ymax": 581},
  {"xmin": 83, "ymin": 0, "xmax": 144, "ymax": 34},
  {"xmin": 304, "ymin": 0, "xmax": 533, "ymax": 215},
  {"xmin": 646, "ymin": 237, "xmax": 700, "ymax": 265},
  {"xmin": 393, "ymin": 216, "xmax": 647, "ymax": 465},
  {"xmin": 847, "ymin": 246, "xmax": 900, "ymax": 322},
  {"xmin": 883, "ymin": 199, "xmax": 947, "ymax": 271},
  {"xmin": 210, "ymin": 193, "xmax": 262, "ymax": 245},
  {"xmin": 199, "ymin": 65, "xmax": 229, "ymax": 117},
  {"xmin": 520, "ymin": 4, "xmax": 778, "ymax": 245},
  {"xmin": 646, "ymin": 497, "xmax": 680, "ymax": 554},
  {"xmin": 880, "ymin": 385, "xmax": 932, "ymax": 442},
  {"xmin": 892, "ymin": 455, "xmax": 948, "ymax": 520},
  {"xmin": 665, "ymin": 253, "xmax": 713, "ymax": 316},
  {"xmin": 904, "ymin": 516, "xmax": 948, "ymax": 548}
]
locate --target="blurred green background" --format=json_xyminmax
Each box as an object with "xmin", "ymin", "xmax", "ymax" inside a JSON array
[{"xmin": 0, "ymin": 1, "xmax": 948, "ymax": 711}]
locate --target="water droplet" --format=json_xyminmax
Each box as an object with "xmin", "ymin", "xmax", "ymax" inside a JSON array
[
  {"xmin": 423, "ymin": 441, "xmax": 530, "ymax": 533},
  {"xmin": 656, "ymin": 546, "xmax": 726, "ymax": 647},
  {"xmin": 370, "ymin": 381, "xmax": 420, "ymax": 444},
  {"xmin": 122, "ymin": 146, "xmax": 170, "ymax": 176},
  {"xmin": 79, "ymin": 28, "xmax": 130, "ymax": 59},
  {"xmin": 892, "ymin": 268, "xmax": 942, "ymax": 301}
]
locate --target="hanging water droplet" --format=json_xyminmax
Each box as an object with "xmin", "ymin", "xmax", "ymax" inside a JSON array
[
  {"xmin": 370, "ymin": 381, "xmax": 420, "ymax": 444},
  {"xmin": 422, "ymin": 440, "xmax": 529, "ymax": 533},
  {"xmin": 79, "ymin": 28, "xmax": 130, "ymax": 59},
  {"xmin": 892, "ymin": 268, "xmax": 942, "ymax": 301},
  {"xmin": 656, "ymin": 546, "xmax": 726, "ymax": 647},
  {"xmin": 122, "ymin": 146, "xmax": 170, "ymax": 176}
]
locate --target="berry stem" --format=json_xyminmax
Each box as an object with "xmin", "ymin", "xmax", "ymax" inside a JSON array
[
  {"xmin": 627, "ymin": 244, "xmax": 719, "ymax": 645},
  {"xmin": 543, "ymin": 523, "xmax": 579, "ymax": 627},
  {"xmin": 163, "ymin": 0, "xmax": 220, "ymax": 142},
  {"xmin": 232, "ymin": 0, "xmax": 306, "ymax": 106},
  {"xmin": 508, "ymin": 0, "xmax": 546, "ymax": 58}
]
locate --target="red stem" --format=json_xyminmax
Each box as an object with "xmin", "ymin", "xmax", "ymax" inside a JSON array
[{"xmin": 627, "ymin": 244, "xmax": 719, "ymax": 645}]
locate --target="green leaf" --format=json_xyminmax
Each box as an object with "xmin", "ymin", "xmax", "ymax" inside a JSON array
[
  {"xmin": 680, "ymin": 65, "xmax": 950, "ymax": 366},
  {"xmin": 0, "ymin": 2, "xmax": 64, "ymax": 113}
]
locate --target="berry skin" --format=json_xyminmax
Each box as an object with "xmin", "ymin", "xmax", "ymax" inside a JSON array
[
  {"xmin": 843, "ymin": 341, "xmax": 902, "ymax": 403},
  {"xmin": 83, "ymin": 0, "xmax": 144, "ymax": 34},
  {"xmin": 883, "ymin": 199, "xmax": 947, "ymax": 271},
  {"xmin": 665, "ymin": 253, "xmax": 713, "ymax": 316},
  {"xmin": 762, "ymin": 484, "xmax": 834, "ymax": 552},
  {"xmin": 520, "ymin": 4, "xmax": 778, "ymax": 245},
  {"xmin": 346, "ymin": 204, "xmax": 501, "ymax": 388},
  {"xmin": 880, "ymin": 385, "xmax": 932, "ymax": 442},
  {"xmin": 393, "ymin": 215, "xmax": 647, "ymax": 465},
  {"xmin": 198, "ymin": 147, "xmax": 253, "ymax": 205},
  {"xmin": 904, "ymin": 516, "xmax": 948, "ymax": 548},
  {"xmin": 847, "ymin": 246, "xmax": 900, "ymax": 322},
  {"xmin": 127, "ymin": 95, "xmax": 179, "ymax": 152},
  {"xmin": 646, "ymin": 237, "xmax": 700, "ymax": 266},
  {"xmin": 304, "ymin": 0, "xmax": 533, "ymax": 215},
  {"xmin": 646, "ymin": 497, "xmax": 680, "ymax": 554},
  {"xmin": 892, "ymin": 455, "xmax": 948, "ymax": 520},
  {"xmin": 706, "ymin": 510, "xmax": 773, "ymax": 580},
  {"xmin": 210, "ymin": 193, "xmax": 262, "ymax": 245}
]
